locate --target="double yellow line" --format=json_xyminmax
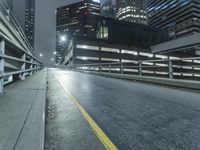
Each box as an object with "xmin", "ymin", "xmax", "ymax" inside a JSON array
[{"xmin": 55, "ymin": 74, "xmax": 118, "ymax": 150}]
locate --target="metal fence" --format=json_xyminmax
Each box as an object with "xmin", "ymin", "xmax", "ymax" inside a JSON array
[
  {"xmin": 67, "ymin": 57, "xmax": 200, "ymax": 81},
  {"xmin": 0, "ymin": 0, "xmax": 43, "ymax": 93}
]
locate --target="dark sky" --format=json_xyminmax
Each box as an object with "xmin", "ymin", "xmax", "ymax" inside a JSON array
[
  {"xmin": 34, "ymin": 0, "xmax": 82, "ymax": 66},
  {"xmin": 34, "ymin": 0, "xmax": 106, "ymax": 66}
]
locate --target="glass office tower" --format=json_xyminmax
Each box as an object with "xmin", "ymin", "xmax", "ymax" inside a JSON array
[
  {"xmin": 147, "ymin": 0, "xmax": 200, "ymax": 38},
  {"xmin": 56, "ymin": 0, "xmax": 100, "ymax": 63},
  {"xmin": 116, "ymin": 0, "xmax": 147, "ymax": 24}
]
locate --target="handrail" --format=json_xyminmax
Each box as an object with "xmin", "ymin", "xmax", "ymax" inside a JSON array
[
  {"xmin": 0, "ymin": 1, "xmax": 43, "ymax": 94},
  {"xmin": 0, "ymin": 0, "xmax": 33, "ymax": 51},
  {"xmin": 67, "ymin": 57, "xmax": 200, "ymax": 81}
]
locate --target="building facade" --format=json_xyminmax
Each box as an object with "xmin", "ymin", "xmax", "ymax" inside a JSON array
[
  {"xmin": 101, "ymin": 0, "xmax": 116, "ymax": 18},
  {"xmin": 5, "ymin": 0, "xmax": 35, "ymax": 48},
  {"xmin": 56, "ymin": 0, "xmax": 101, "ymax": 63},
  {"xmin": 147, "ymin": 0, "xmax": 200, "ymax": 39},
  {"xmin": 116, "ymin": 0, "xmax": 147, "ymax": 24},
  {"xmin": 59, "ymin": 17, "xmax": 168, "ymax": 66},
  {"xmin": 24, "ymin": 0, "xmax": 35, "ymax": 48}
]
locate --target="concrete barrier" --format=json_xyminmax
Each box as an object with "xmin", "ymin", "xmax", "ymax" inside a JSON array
[{"xmin": 74, "ymin": 70, "xmax": 200, "ymax": 90}]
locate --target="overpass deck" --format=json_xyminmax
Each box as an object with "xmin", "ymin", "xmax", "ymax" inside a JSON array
[
  {"xmin": 1, "ymin": 68, "xmax": 200, "ymax": 150},
  {"xmin": 51, "ymin": 69, "xmax": 200, "ymax": 150}
]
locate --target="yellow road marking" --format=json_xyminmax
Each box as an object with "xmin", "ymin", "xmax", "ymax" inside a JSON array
[{"xmin": 55, "ymin": 75, "xmax": 118, "ymax": 150}]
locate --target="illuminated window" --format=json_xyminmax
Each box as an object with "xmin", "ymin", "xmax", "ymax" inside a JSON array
[{"xmin": 97, "ymin": 26, "xmax": 108, "ymax": 39}]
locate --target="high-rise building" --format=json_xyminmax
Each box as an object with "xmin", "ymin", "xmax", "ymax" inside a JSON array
[
  {"xmin": 5, "ymin": 0, "xmax": 35, "ymax": 48},
  {"xmin": 147, "ymin": 0, "xmax": 200, "ymax": 39},
  {"xmin": 116, "ymin": 0, "xmax": 147, "ymax": 24},
  {"xmin": 24, "ymin": 0, "xmax": 35, "ymax": 47},
  {"xmin": 101, "ymin": 0, "xmax": 116, "ymax": 18},
  {"xmin": 56, "ymin": 0, "xmax": 101, "ymax": 63}
]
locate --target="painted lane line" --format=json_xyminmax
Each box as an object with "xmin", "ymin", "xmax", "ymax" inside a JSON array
[{"xmin": 54, "ymin": 72, "xmax": 118, "ymax": 150}]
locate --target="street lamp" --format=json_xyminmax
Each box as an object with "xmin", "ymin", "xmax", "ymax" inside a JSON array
[
  {"xmin": 39, "ymin": 53, "xmax": 43, "ymax": 57},
  {"xmin": 53, "ymin": 51, "xmax": 57, "ymax": 55},
  {"xmin": 60, "ymin": 35, "xmax": 66, "ymax": 42},
  {"xmin": 51, "ymin": 58, "xmax": 54, "ymax": 62}
]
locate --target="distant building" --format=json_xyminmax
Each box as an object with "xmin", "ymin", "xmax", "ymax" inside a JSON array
[
  {"xmin": 56, "ymin": 0, "xmax": 101, "ymax": 63},
  {"xmin": 59, "ymin": 17, "xmax": 168, "ymax": 66},
  {"xmin": 24, "ymin": 0, "xmax": 35, "ymax": 48},
  {"xmin": 5, "ymin": 0, "xmax": 35, "ymax": 48},
  {"xmin": 147, "ymin": 0, "xmax": 200, "ymax": 39},
  {"xmin": 101, "ymin": 0, "xmax": 116, "ymax": 18},
  {"xmin": 116, "ymin": 0, "xmax": 147, "ymax": 25}
]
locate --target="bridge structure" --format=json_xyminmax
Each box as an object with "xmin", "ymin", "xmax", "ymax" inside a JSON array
[
  {"xmin": 1, "ymin": 1, "xmax": 200, "ymax": 150},
  {"xmin": 0, "ymin": 0, "xmax": 43, "ymax": 93},
  {"xmin": 151, "ymin": 33, "xmax": 200, "ymax": 54}
]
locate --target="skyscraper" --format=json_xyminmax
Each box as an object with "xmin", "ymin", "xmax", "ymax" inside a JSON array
[
  {"xmin": 24, "ymin": 0, "xmax": 35, "ymax": 47},
  {"xmin": 116, "ymin": 0, "xmax": 147, "ymax": 24},
  {"xmin": 101, "ymin": 0, "xmax": 116, "ymax": 18},
  {"xmin": 147, "ymin": 0, "xmax": 200, "ymax": 39},
  {"xmin": 5, "ymin": 0, "xmax": 35, "ymax": 48},
  {"xmin": 56, "ymin": 0, "xmax": 101, "ymax": 63}
]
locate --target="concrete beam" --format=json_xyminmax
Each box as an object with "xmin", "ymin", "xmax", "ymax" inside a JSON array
[
  {"xmin": 151, "ymin": 33, "xmax": 200, "ymax": 54},
  {"xmin": 74, "ymin": 70, "xmax": 200, "ymax": 90}
]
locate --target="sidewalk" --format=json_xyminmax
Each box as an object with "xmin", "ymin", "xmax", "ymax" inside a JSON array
[{"xmin": 0, "ymin": 69, "xmax": 47, "ymax": 150}]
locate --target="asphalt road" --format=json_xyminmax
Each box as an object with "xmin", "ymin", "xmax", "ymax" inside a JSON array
[{"xmin": 52, "ymin": 69, "xmax": 200, "ymax": 150}]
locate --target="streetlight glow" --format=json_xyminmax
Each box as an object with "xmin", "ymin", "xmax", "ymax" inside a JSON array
[
  {"xmin": 39, "ymin": 53, "xmax": 43, "ymax": 57},
  {"xmin": 60, "ymin": 35, "xmax": 66, "ymax": 42}
]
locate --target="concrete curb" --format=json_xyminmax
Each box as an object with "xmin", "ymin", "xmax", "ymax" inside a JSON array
[
  {"xmin": 73, "ymin": 70, "xmax": 200, "ymax": 90},
  {"xmin": 42, "ymin": 69, "xmax": 47, "ymax": 150}
]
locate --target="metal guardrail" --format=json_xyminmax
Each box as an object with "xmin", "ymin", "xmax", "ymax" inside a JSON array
[
  {"xmin": 0, "ymin": 0, "xmax": 43, "ymax": 93},
  {"xmin": 67, "ymin": 57, "xmax": 200, "ymax": 80},
  {"xmin": 0, "ymin": 0, "xmax": 33, "ymax": 52}
]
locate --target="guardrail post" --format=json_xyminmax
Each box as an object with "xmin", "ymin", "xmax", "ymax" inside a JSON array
[
  {"xmin": 139, "ymin": 62, "xmax": 142, "ymax": 76},
  {"xmin": 169, "ymin": 60, "xmax": 173, "ymax": 79},
  {"xmin": 30, "ymin": 58, "xmax": 33, "ymax": 76},
  {"xmin": 109, "ymin": 64, "xmax": 111, "ymax": 73},
  {"xmin": 192, "ymin": 59, "xmax": 195, "ymax": 77},
  {"xmin": 20, "ymin": 53, "xmax": 26, "ymax": 80},
  {"xmin": 0, "ymin": 39, "xmax": 5, "ymax": 94},
  {"xmin": 120, "ymin": 63, "xmax": 123, "ymax": 74}
]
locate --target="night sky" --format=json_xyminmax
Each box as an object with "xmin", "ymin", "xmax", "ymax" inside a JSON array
[{"xmin": 34, "ymin": 0, "xmax": 105, "ymax": 66}]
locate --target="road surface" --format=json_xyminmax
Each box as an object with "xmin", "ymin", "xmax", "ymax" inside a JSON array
[{"xmin": 52, "ymin": 69, "xmax": 200, "ymax": 150}]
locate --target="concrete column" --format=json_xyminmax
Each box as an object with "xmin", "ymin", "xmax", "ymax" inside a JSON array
[
  {"xmin": 0, "ymin": 40, "xmax": 5, "ymax": 93},
  {"xmin": 20, "ymin": 53, "xmax": 26, "ymax": 80}
]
